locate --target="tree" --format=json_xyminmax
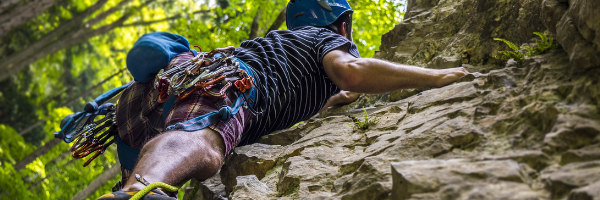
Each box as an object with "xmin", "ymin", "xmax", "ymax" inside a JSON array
[
  {"xmin": 0, "ymin": 0, "xmax": 62, "ymax": 38},
  {"xmin": 70, "ymin": 163, "xmax": 121, "ymax": 200}
]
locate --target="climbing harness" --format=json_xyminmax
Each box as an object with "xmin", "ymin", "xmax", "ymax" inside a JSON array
[
  {"xmin": 55, "ymin": 46, "xmax": 257, "ymax": 170},
  {"xmin": 115, "ymin": 48, "xmax": 257, "ymax": 171}
]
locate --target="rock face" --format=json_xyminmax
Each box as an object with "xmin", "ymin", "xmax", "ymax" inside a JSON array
[{"xmin": 186, "ymin": 0, "xmax": 600, "ymax": 199}]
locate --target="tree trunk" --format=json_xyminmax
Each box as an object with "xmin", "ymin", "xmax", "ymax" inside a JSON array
[
  {"xmin": 0, "ymin": 0, "xmax": 110, "ymax": 79},
  {"xmin": 0, "ymin": 0, "xmax": 23, "ymax": 14},
  {"xmin": 265, "ymin": 7, "xmax": 286, "ymax": 35},
  {"xmin": 14, "ymin": 138, "xmax": 61, "ymax": 171},
  {"xmin": 0, "ymin": 0, "xmax": 61, "ymax": 38},
  {"xmin": 0, "ymin": 0, "xmax": 157, "ymax": 82},
  {"xmin": 70, "ymin": 163, "xmax": 121, "ymax": 200},
  {"xmin": 0, "ymin": 13, "xmax": 131, "ymax": 81},
  {"xmin": 249, "ymin": 8, "xmax": 262, "ymax": 40}
]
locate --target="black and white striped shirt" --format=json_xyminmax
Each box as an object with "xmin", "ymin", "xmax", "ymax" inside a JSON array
[{"xmin": 234, "ymin": 26, "xmax": 361, "ymax": 145}]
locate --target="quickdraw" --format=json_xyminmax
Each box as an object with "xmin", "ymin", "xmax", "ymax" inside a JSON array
[
  {"xmin": 153, "ymin": 47, "xmax": 253, "ymax": 102},
  {"xmin": 54, "ymin": 81, "xmax": 131, "ymax": 167}
]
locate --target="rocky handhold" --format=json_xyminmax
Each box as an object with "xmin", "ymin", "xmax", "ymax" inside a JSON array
[
  {"xmin": 391, "ymin": 159, "xmax": 547, "ymax": 200},
  {"xmin": 277, "ymin": 156, "xmax": 340, "ymax": 198},
  {"xmin": 220, "ymin": 143, "xmax": 282, "ymax": 195},
  {"xmin": 409, "ymin": 82, "xmax": 478, "ymax": 112},
  {"xmin": 229, "ymin": 175, "xmax": 274, "ymax": 199},
  {"xmin": 258, "ymin": 117, "xmax": 332, "ymax": 146},
  {"xmin": 541, "ymin": 0, "xmax": 568, "ymax": 34},
  {"xmin": 544, "ymin": 114, "xmax": 600, "ymax": 151},
  {"xmin": 555, "ymin": 0, "xmax": 600, "ymax": 69},
  {"xmin": 480, "ymin": 150, "xmax": 551, "ymax": 171},
  {"xmin": 542, "ymin": 161, "xmax": 600, "ymax": 199},
  {"xmin": 336, "ymin": 157, "xmax": 393, "ymax": 200},
  {"xmin": 561, "ymin": 144, "xmax": 600, "ymax": 165},
  {"xmin": 568, "ymin": 180, "xmax": 600, "ymax": 200},
  {"xmin": 183, "ymin": 175, "xmax": 227, "ymax": 200}
]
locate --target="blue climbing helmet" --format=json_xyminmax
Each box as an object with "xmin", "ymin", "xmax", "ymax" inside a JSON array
[{"xmin": 286, "ymin": 0, "xmax": 353, "ymax": 30}]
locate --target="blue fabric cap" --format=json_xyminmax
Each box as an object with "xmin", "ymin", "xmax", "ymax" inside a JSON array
[{"xmin": 126, "ymin": 32, "xmax": 191, "ymax": 83}]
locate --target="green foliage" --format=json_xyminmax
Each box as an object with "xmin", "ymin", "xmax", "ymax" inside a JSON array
[
  {"xmin": 348, "ymin": 107, "xmax": 378, "ymax": 130},
  {"xmin": 0, "ymin": 125, "xmax": 35, "ymax": 165},
  {"xmin": 493, "ymin": 32, "xmax": 557, "ymax": 65},
  {"xmin": 351, "ymin": 0, "xmax": 404, "ymax": 58}
]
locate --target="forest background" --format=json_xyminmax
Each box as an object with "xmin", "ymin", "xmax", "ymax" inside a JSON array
[{"xmin": 0, "ymin": 0, "xmax": 404, "ymax": 199}]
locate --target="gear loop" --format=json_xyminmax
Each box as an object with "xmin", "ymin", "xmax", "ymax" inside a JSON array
[
  {"xmin": 218, "ymin": 105, "xmax": 233, "ymax": 121},
  {"xmin": 84, "ymin": 101, "xmax": 99, "ymax": 113}
]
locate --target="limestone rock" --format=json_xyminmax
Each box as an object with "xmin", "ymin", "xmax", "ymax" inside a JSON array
[
  {"xmin": 391, "ymin": 159, "xmax": 548, "ymax": 200},
  {"xmin": 480, "ymin": 150, "xmax": 551, "ymax": 171},
  {"xmin": 568, "ymin": 180, "xmax": 600, "ymax": 200},
  {"xmin": 220, "ymin": 143, "xmax": 283, "ymax": 195},
  {"xmin": 229, "ymin": 175, "xmax": 275, "ymax": 199},
  {"xmin": 555, "ymin": 0, "xmax": 600, "ymax": 69},
  {"xmin": 190, "ymin": 0, "xmax": 600, "ymax": 198},
  {"xmin": 561, "ymin": 144, "xmax": 600, "ymax": 165},
  {"xmin": 544, "ymin": 114, "xmax": 600, "ymax": 151},
  {"xmin": 183, "ymin": 175, "xmax": 227, "ymax": 200},
  {"xmin": 542, "ymin": 161, "xmax": 600, "ymax": 199}
]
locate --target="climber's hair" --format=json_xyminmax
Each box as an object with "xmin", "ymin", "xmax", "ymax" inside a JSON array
[{"xmin": 322, "ymin": 12, "xmax": 353, "ymax": 40}]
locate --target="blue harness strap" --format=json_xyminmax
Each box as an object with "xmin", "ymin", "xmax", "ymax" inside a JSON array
[
  {"xmin": 116, "ymin": 136, "xmax": 141, "ymax": 171},
  {"xmin": 116, "ymin": 58, "xmax": 256, "ymax": 171}
]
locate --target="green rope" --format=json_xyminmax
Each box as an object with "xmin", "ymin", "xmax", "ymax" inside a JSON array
[{"xmin": 129, "ymin": 182, "xmax": 179, "ymax": 200}]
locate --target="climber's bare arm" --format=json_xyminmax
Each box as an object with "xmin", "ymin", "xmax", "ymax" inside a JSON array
[
  {"xmin": 323, "ymin": 47, "xmax": 469, "ymax": 94},
  {"xmin": 319, "ymin": 90, "xmax": 361, "ymax": 112}
]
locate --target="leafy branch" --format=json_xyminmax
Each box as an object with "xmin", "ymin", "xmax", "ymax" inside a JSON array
[{"xmin": 493, "ymin": 32, "xmax": 558, "ymax": 66}]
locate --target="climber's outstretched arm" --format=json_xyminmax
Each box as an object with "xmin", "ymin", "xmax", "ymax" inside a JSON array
[
  {"xmin": 323, "ymin": 47, "xmax": 469, "ymax": 94},
  {"xmin": 319, "ymin": 90, "xmax": 361, "ymax": 113}
]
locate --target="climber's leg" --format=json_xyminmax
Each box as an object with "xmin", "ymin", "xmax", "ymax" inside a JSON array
[{"xmin": 121, "ymin": 128, "xmax": 225, "ymax": 191}]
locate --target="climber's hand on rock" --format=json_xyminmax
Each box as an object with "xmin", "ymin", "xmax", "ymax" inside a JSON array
[{"xmin": 435, "ymin": 67, "xmax": 469, "ymax": 88}]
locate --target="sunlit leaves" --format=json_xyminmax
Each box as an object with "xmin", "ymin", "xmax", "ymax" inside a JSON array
[
  {"xmin": 350, "ymin": 0, "xmax": 404, "ymax": 58},
  {"xmin": 0, "ymin": 125, "xmax": 35, "ymax": 165}
]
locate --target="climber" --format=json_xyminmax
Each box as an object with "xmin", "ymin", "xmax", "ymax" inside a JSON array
[{"xmin": 96, "ymin": 0, "xmax": 469, "ymax": 199}]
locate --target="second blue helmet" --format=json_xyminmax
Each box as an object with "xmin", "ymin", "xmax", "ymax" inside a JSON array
[{"xmin": 286, "ymin": 0, "xmax": 353, "ymax": 30}]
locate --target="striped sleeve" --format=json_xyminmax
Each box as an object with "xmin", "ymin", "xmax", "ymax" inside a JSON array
[{"xmin": 314, "ymin": 29, "xmax": 361, "ymax": 63}]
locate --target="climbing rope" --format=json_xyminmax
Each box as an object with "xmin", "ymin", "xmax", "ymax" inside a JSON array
[{"xmin": 130, "ymin": 174, "xmax": 179, "ymax": 200}]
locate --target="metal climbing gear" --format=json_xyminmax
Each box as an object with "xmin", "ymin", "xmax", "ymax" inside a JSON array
[
  {"xmin": 150, "ymin": 47, "xmax": 257, "ymax": 132},
  {"xmin": 54, "ymin": 81, "xmax": 133, "ymax": 167},
  {"xmin": 152, "ymin": 48, "xmax": 252, "ymax": 103}
]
